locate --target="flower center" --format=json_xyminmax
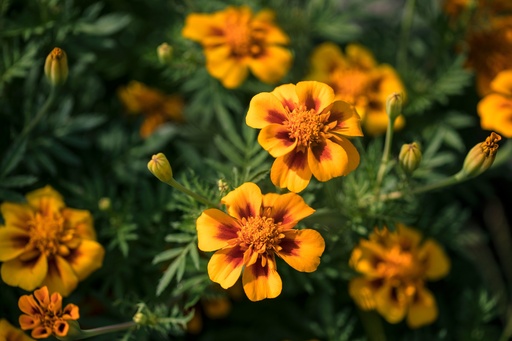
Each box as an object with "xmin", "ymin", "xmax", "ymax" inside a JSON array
[
  {"xmin": 27, "ymin": 212, "xmax": 74, "ymax": 257},
  {"xmin": 377, "ymin": 246, "xmax": 422, "ymax": 280},
  {"xmin": 481, "ymin": 132, "xmax": 501, "ymax": 156},
  {"xmin": 224, "ymin": 18, "xmax": 263, "ymax": 58},
  {"xmin": 331, "ymin": 68, "xmax": 370, "ymax": 104},
  {"xmin": 285, "ymin": 105, "xmax": 326, "ymax": 150},
  {"xmin": 238, "ymin": 215, "xmax": 284, "ymax": 254}
]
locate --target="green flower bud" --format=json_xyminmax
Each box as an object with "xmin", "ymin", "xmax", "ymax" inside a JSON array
[
  {"xmin": 44, "ymin": 47, "xmax": 68, "ymax": 86},
  {"xmin": 157, "ymin": 43, "xmax": 173, "ymax": 65},
  {"xmin": 459, "ymin": 132, "xmax": 501, "ymax": 178},
  {"xmin": 399, "ymin": 142, "xmax": 422, "ymax": 174},
  {"xmin": 386, "ymin": 92, "xmax": 403, "ymax": 122},
  {"xmin": 148, "ymin": 153, "xmax": 173, "ymax": 183}
]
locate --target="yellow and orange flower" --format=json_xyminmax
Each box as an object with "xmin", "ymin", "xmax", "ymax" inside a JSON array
[
  {"xmin": 0, "ymin": 319, "xmax": 34, "ymax": 341},
  {"xmin": 196, "ymin": 182, "xmax": 325, "ymax": 301},
  {"xmin": 246, "ymin": 81, "xmax": 363, "ymax": 193},
  {"xmin": 118, "ymin": 81, "xmax": 184, "ymax": 138},
  {"xmin": 182, "ymin": 6, "xmax": 292, "ymax": 89},
  {"xmin": 349, "ymin": 225, "xmax": 450, "ymax": 328},
  {"xmin": 0, "ymin": 186, "xmax": 105, "ymax": 296},
  {"xmin": 477, "ymin": 70, "xmax": 512, "ymax": 137},
  {"xmin": 307, "ymin": 43, "xmax": 405, "ymax": 136},
  {"xmin": 18, "ymin": 286, "xmax": 80, "ymax": 339}
]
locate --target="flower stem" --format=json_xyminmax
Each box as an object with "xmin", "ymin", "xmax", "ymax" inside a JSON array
[
  {"xmin": 397, "ymin": 0, "xmax": 416, "ymax": 73},
  {"xmin": 380, "ymin": 174, "xmax": 461, "ymax": 201},
  {"xmin": 20, "ymin": 85, "xmax": 57, "ymax": 140},
  {"xmin": 374, "ymin": 116, "xmax": 396, "ymax": 198},
  {"xmin": 78, "ymin": 321, "xmax": 137, "ymax": 339},
  {"xmin": 166, "ymin": 178, "xmax": 218, "ymax": 208}
]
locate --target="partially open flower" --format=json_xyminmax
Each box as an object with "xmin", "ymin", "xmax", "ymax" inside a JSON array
[{"xmin": 459, "ymin": 132, "xmax": 502, "ymax": 178}]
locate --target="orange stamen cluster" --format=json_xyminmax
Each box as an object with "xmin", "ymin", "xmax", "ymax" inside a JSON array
[
  {"xmin": 238, "ymin": 215, "xmax": 284, "ymax": 255},
  {"xmin": 285, "ymin": 106, "xmax": 328, "ymax": 150},
  {"xmin": 26, "ymin": 212, "xmax": 77, "ymax": 259}
]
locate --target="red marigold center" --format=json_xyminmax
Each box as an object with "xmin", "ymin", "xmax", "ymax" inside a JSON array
[
  {"xmin": 286, "ymin": 105, "xmax": 326, "ymax": 148},
  {"xmin": 238, "ymin": 216, "xmax": 284, "ymax": 254}
]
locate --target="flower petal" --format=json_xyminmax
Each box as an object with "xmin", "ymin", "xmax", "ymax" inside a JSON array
[
  {"xmin": 197, "ymin": 209, "xmax": 241, "ymax": 252},
  {"xmin": 18, "ymin": 294, "xmax": 43, "ymax": 316},
  {"xmin": 374, "ymin": 282, "xmax": 408, "ymax": 324},
  {"xmin": 221, "ymin": 182, "xmax": 262, "ymax": 220},
  {"xmin": 345, "ymin": 44, "xmax": 377, "ymax": 69},
  {"xmin": 348, "ymin": 277, "xmax": 379, "ymax": 311},
  {"xmin": 490, "ymin": 69, "xmax": 512, "ymax": 96},
  {"xmin": 270, "ymin": 151, "xmax": 312, "ymax": 193},
  {"xmin": 206, "ymin": 49, "xmax": 249, "ymax": 89},
  {"xmin": 41, "ymin": 256, "xmax": 79, "ymax": 297},
  {"xmin": 258, "ymin": 124, "xmax": 297, "ymax": 157},
  {"xmin": 308, "ymin": 139, "xmax": 351, "ymax": 181},
  {"xmin": 66, "ymin": 239, "xmax": 105, "ymax": 281},
  {"xmin": 1, "ymin": 254, "xmax": 47, "ymax": 291},
  {"xmin": 0, "ymin": 227, "xmax": 30, "ymax": 261},
  {"xmin": 307, "ymin": 42, "xmax": 345, "ymax": 81},
  {"xmin": 181, "ymin": 14, "xmax": 217, "ymax": 42},
  {"xmin": 0, "ymin": 203, "xmax": 34, "ymax": 232},
  {"xmin": 246, "ymin": 92, "xmax": 288, "ymax": 128},
  {"xmin": 207, "ymin": 245, "xmax": 244, "ymax": 289},
  {"xmin": 242, "ymin": 255, "xmax": 282, "ymax": 301},
  {"xmin": 406, "ymin": 286, "xmax": 438, "ymax": 328},
  {"xmin": 248, "ymin": 46, "xmax": 292, "ymax": 84},
  {"xmin": 277, "ymin": 229, "xmax": 325, "ymax": 272},
  {"xmin": 25, "ymin": 186, "xmax": 65, "ymax": 214},
  {"xmin": 271, "ymin": 83, "xmax": 299, "ymax": 112},
  {"xmin": 262, "ymin": 192, "xmax": 315, "ymax": 229},
  {"xmin": 329, "ymin": 100, "xmax": 364, "ymax": 137},
  {"xmin": 419, "ymin": 239, "xmax": 450, "ymax": 280},
  {"xmin": 295, "ymin": 81, "xmax": 334, "ymax": 113},
  {"xmin": 61, "ymin": 208, "xmax": 96, "ymax": 240},
  {"xmin": 478, "ymin": 94, "xmax": 512, "ymax": 138}
]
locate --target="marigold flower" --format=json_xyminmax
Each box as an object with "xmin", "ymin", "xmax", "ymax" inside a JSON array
[
  {"xmin": 182, "ymin": 6, "xmax": 292, "ymax": 89},
  {"xmin": 307, "ymin": 43, "xmax": 405, "ymax": 136},
  {"xmin": 246, "ymin": 81, "xmax": 363, "ymax": 193},
  {"xmin": 0, "ymin": 186, "xmax": 105, "ymax": 296},
  {"xmin": 477, "ymin": 70, "xmax": 512, "ymax": 137},
  {"xmin": 0, "ymin": 319, "xmax": 34, "ymax": 341},
  {"xmin": 459, "ymin": 132, "xmax": 501, "ymax": 178},
  {"xmin": 196, "ymin": 182, "xmax": 325, "ymax": 301},
  {"xmin": 44, "ymin": 47, "xmax": 68, "ymax": 86},
  {"xmin": 349, "ymin": 225, "xmax": 450, "ymax": 328},
  {"xmin": 118, "ymin": 81, "xmax": 184, "ymax": 138},
  {"xmin": 18, "ymin": 286, "xmax": 80, "ymax": 339}
]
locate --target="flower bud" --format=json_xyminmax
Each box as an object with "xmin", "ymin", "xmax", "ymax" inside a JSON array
[
  {"xmin": 459, "ymin": 132, "xmax": 501, "ymax": 178},
  {"xmin": 399, "ymin": 142, "xmax": 422, "ymax": 174},
  {"xmin": 148, "ymin": 153, "xmax": 173, "ymax": 183},
  {"xmin": 157, "ymin": 43, "xmax": 173, "ymax": 65},
  {"xmin": 386, "ymin": 92, "xmax": 403, "ymax": 122},
  {"xmin": 98, "ymin": 197, "xmax": 111, "ymax": 211},
  {"xmin": 44, "ymin": 47, "xmax": 68, "ymax": 86}
]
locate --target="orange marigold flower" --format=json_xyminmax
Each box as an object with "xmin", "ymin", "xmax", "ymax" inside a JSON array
[
  {"xmin": 307, "ymin": 43, "xmax": 406, "ymax": 136},
  {"xmin": 0, "ymin": 318, "xmax": 34, "ymax": 341},
  {"xmin": 196, "ymin": 182, "xmax": 325, "ymax": 301},
  {"xmin": 182, "ymin": 6, "xmax": 292, "ymax": 89},
  {"xmin": 478, "ymin": 70, "xmax": 512, "ymax": 137},
  {"xmin": 0, "ymin": 186, "xmax": 105, "ymax": 296},
  {"xmin": 118, "ymin": 81, "xmax": 184, "ymax": 138},
  {"xmin": 246, "ymin": 81, "xmax": 363, "ymax": 193},
  {"xmin": 18, "ymin": 286, "xmax": 80, "ymax": 339},
  {"xmin": 349, "ymin": 225, "xmax": 450, "ymax": 328}
]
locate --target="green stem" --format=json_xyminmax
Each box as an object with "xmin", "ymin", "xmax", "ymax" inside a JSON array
[
  {"xmin": 78, "ymin": 321, "xmax": 137, "ymax": 339},
  {"xmin": 20, "ymin": 85, "xmax": 57, "ymax": 140},
  {"xmin": 358, "ymin": 309, "xmax": 386, "ymax": 341},
  {"xmin": 397, "ymin": 0, "xmax": 416, "ymax": 73},
  {"xmin": 166, "ymin": 178, "xmax": 218, "ymax": 208},
  {"xmin": 380, "ymin": 174, "xmax": 461, "ymax": 201},
  {"xmin": 374, "ymin": 117, "xmax": 396, "ymax": 198}
]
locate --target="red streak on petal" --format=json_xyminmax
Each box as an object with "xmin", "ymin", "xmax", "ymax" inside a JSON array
[
  {"xmin": 285, "ymin": 151, "xmax": 307, "ymax": 170},
  {"xmin": 215, "ymin": 223, "xmax": 239, "ymax": 241},
  {"xmin": 279, "ymin": 237, "xmax": 300, "ymax": 256},
  {"xmin": 266, "ymin": 110, "xmax": 287, "ymax": 124}
]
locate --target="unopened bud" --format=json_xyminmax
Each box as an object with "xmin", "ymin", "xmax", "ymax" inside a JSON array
[
  {"xmin": 133, "ymin": 312, "xmax": 147, "ymax": 325},
  {"xmin": 157, "ymin": 43, "xmax": 173, "ymax": 65},
  {"xmin": 148, "ymin": 153, "xmax": 173, "ymax": 183},
  {"xmin": 459, "ymin": 132, "xmax": 501, "ymax": 179},
  {"xmin": 44, "ymin": 47, "xmax": 68, "ymax": 86},
  {"xmin": 399, "ymin": 142, "xmax": 422, "ymax": 174},
  {"xmin": 98, "ymin": 197, "xmax": 111, "ymax": 211},
  {"xmin": 386, "ymin": 92, "xmax": 403, "ymax": 122}
]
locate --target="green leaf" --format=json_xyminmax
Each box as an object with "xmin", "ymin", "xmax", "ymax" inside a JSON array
[
  {"xmin": 76, "ymin": 13, "xmax": 132, "ymax": 36},
  {"xmin": 0, "ymin": 175, "xmax": 37, "ymax": 188},
  {"xmin": 0, "ymin": 138, "xmax": 27, "ymax": 177},
  {"xmin": 153, "ymin": 248, "xmax": 184, "ymax": 264},
  {"xmin": 164, "ymin": 233, "xmax": 196, "ymax": 243},
  {"xmin": 156, "ymin": 252, "xmax": 185, "ymax": 296}
]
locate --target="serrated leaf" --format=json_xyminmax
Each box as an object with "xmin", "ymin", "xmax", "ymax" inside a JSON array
[
  {"xmin": 189, "ymin": 245, "xmax": 200, "ymax": 270},
  {"xmin": 443, "ymin": 128, "xmax": 465, "ymax": 152},
  {"xmin": 156, "ymin": 253, "xmax": 185, "ymax": 296},
  {"xmin": 153, "ymin": 248, "xmax": 184, "ymax": 264}
]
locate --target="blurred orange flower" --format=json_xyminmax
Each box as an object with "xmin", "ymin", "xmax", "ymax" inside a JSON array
[
  {"xmin": 196, "ymin": 182, "xmax": 325, "ymax": 301},
  {"xmin": 349, "ymin": 225, "xmax": 450, "ymax": 328},
  {"xmin": 307, "ymin": 42, "xmax": 405, "ymax": 136},
  {"xmin": 182, "ymin": 6, "xmax": 292, "ymax": 88},
  {"xmin": 18, "ymin": 286, "xmax": 80, "ymax": 339},
  {"xmin": 246, "ymin": 81, "xmax": 362, "ymax": 193},
  {"xmin": 478, "ymin": 70, "xmax": 512, "ymax": 137},
  {"xmin": 118, "ymin": 81, "xmax": 184, "ymax": 138},
  {"xmin": 0, "ymin": 186, "xmax": 105, "ymax": 296},
  {"xmin": 0, "ymin": 318, "xmax": 34, "ymax": 341}
]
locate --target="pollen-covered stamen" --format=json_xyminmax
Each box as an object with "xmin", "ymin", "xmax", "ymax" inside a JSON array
[
  {"xmin": 285, "ymin": 105, "xmax": 328, "ymax": 150},
  {"xmin": 377, "ymin": 246, "xmax": 423, "ymax": 280},
  {"xmin": 225, "ymin": 21, "xmax": 264, "ymax": 58},
  {"xmin": 238, "ymin": 215, "xmax": 285, "ymax": 255},
  {"xmin": 27, "ymin": 212, "xmax": 75, "ymax": 257}
]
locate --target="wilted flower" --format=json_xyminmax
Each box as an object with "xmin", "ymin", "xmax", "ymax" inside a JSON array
[
  {"xmin": 399, "ymin": 142, "xmax": 422, "ymax": 174},
  {"xmin": 477, "ymin": 70, "xmax": 512, "ymax": 137},
  {"xmin": 459, "ymin": 132, "xmax": 501, "ymax": 178},
  {"xmin": 0, "ymin": 186, "xmax": 105, "ymax": 296},
  {"xmin": 307, "ymin": 42, "xmax": 405, "ymax": 135},
  {"xmin": 349, "ymin": 225, "xmax": 450, "ymax": 328},
  {"xmin": 44, "ymin": 48, "xmax": 68, "ymax": 86},
  {"xmin": 118, "ymin": 81, "xmax": 184, "ymax": 138},
  {"xmin": 196, "ymin": 182, "xmax": 325, "ymax": 301},
  {"xmin": 182, "ymin": 6, "xmax": 292, "ymax": 88},
  {"xmin": 246, "ymin": 81, "xmax": 363, "ymax": 193},
  {"xmin": 18, "ymin": 286, "xmax": 80, "ymax": 339},
  {"xmin": 148, "ymin": 153, "xmax": 173, "ymax": 183},
  {"xmin": 0, "ymin": 318, "xmax": 34, "ymax": 341}
]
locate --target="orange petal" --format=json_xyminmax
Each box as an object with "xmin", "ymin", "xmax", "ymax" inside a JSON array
[
  {"xmin": 248, "ymin": 46, "xmax": 292, "ymax": 84},
  {"xmin": 308, "ymin": 139, "xmax": 349, "ymax": 181},
  {"xmin": 419, "ymin": 239, "xmax": 450, "ymax": 281},
  {"xmin": 0, "ymin": 227, "xmax": 30, "ymax": 261},
  {"xmin": 181, "ymin": 14, "xmax": 216, "ymax": 42},
  {"xmin": 246, "ymin": 92, "xmax": 288, "ymax": 129},
  {"xmin": 53, "ymin": 321, "xmax": 69, "ymax": 337},
  {"xmin": 490, "ymin": 69, "xmax": 512, "ymax": 96},
  {"xmin": 308, "ymin": 42, "xmax": 345, "ymax": 79},
  {"xmin": 18, "ymin": 294, "xmax": 43, "ymax": 316},
  {"xmin": 478, "ymin": 94, "xmax": 512, "ymax": 138},
  {"xmin": 270, "ymin": 151, "xmax": 312, "ymax": 193},
  {"xmin": 31, "ymin": 326, "xmax": 52, "ymax": 339},
  {"xmin": 34, "ymin": 286, "xmax": 51, "ymax": 305},
  {"xmin": 329, "ymin": 101, "xmax": 364, "ymax": 137},
  {"xmin": 196, "ymin": 209, "xmax": 241, "ymax": 252},
  {"xmin": 345, "ymin": 44, "xmax": 376, "ymax": 69},
  {"xmin": 374, "ymin": 282, "xmax": 408, "ymax": 324},
  {"xmin": 262, "ymin": 192, "xmax": 315, "ymax": 229},
  {"xmin": 406, "ymin": 286, "xmax": 438, "ymax": 328},
  {"xmin": 277, "ymin": 229, "xmax": 325, "ymax": 272},
  {"xmin": 61, "ymin": 208, "xmax": 96, "ymax": 240},
  {"xmin": 242, "ymin": 255, "xmax": 282, "ymax": 301},
  {"xmin": 207, "ymin": 246, "xmax": 244, "ymax": 289},
  {"xmin": 1, "ymin": 254, "xmax": 47, "ymax": 291},
  {"xmin": 348, "ymin": 277, "xmax": 379, "ymax": 311},
  {"xmin": 295, "ymin": 81, "xmax": 334, "ymax": 113},
  {"xmin": 271, "ymin": 83, "xmax": 299, "ymax": 111},
  {"xmin": 0, "ymin": 203, "xmax": 34, "ymax": 231},
  {"xmin": 66, "ymin": 239, "xmax": 105, "ymax": 281},
  {"xmin": 25, "ymin": 186, "xmax": 65, "ymax": 214},
  {"xmin": 396, "ymin": 224, "xmax": 423, "ymax": 249},
  {"xmin": 41, "ymin": 256, "xmax": 78, "ymax": 297},
  {"xmin": 258, "ymin": 124, "xmax": 296, "ymax": 157},
  {"xmin": 62, "ymin": 303, "xmax": 80, "ymax": 320},
  {"xmin": 206, "ymin": 48, "xmax": 248, "ymax": 89},
  {"xmin": 221, "ymin": 182, "xmax": 262, "ymax": 220}
]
